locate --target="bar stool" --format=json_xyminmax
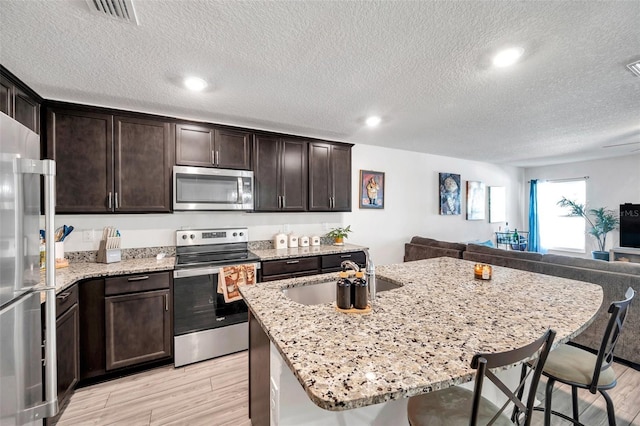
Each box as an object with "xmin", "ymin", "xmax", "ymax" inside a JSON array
[
  {"xmin": 536, "ymin": 287, "xmax": 635, "ymax": 426},
  {"xmin": 407, "ymin": 329, "xmax": 556, "ymax": 426}
]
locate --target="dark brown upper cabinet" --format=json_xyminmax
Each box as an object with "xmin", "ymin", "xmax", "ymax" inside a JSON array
[
  {"xmin": 308, "ymin": 141, "xmax": 352, "ymax": 212},
  {"xmin": 46, "ymin": 105, "xmax": 173, "ymax": 213},
  {"xmin": 1, "ymin": 65, "xmax": 41, "ymax": 134},
  {"xmin": 253, "ymin": 135, "xmax": 307, "ymax": 211},
  {"xmin": 175, "ymin": 123, "xmax": 251, "ymax": 170}
]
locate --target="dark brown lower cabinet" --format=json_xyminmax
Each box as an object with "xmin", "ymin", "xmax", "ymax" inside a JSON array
[
  {"xmin": 105, "ymin": 276, "xmax": 172, "ymax": 371},
  {"xmin": 55, "ymin": 288, "xmax": 79, "ymax": 405},
  {"xmin": 249, "ymin": 309, "xmax": 270, "ymax": 426}
]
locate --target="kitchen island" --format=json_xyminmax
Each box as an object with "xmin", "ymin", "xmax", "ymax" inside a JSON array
[{"xmin": 239, "ymin": 257, "xmax": 603, "ymax": 425}]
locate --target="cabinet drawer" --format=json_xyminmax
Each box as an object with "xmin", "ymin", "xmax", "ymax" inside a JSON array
[
  {"xmin": 105, "ymin": 271, "xmax": 171, "ymax": 296},
  {"xmin": 261, "ymin": 256, "xmax": 319, "ymax": 277},
  {"xmin": 321, "ymin": 251, "xmax": 366, "ymax": 271},
  {"xmin": 56, "ymin": 284, "xmax": 78, "ymax": 317}
]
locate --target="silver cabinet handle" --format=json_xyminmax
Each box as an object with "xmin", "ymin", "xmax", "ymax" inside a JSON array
[
  {"xmin": 114, "ymin": 192, "xmax": 119, "ymax": 209},
  {"xmin": 211, "ymin": 150, "xmax": 215, "ymax": 165},
  {"xmin": 282, "ymin": 196, "xmax": 285, "ymax": 208},
  {"xmin": 165, "ymin": 293, "xmax": 169, "ymax": 311},
  {"xmin": 127, "ymin": 275, "xmax": 149, "ymax": 282},
  {"xmin": 215, "ymin": 150, "xmax": 219, "ymax": 165},
  {"xmin": 340, "ymin": 254, "xmax": 352, "ymax": 258},
  {"xmin": 57, "ymin": 291, "xmax": 71, "ymax": 301},
  {"xmin": 278, "ymin": 195, "xmax": 282, "ymax": 209},
  {"xmin": 108, "ymin": 192, "xmax": 112, "ymax": 209},
  {"xmin": 286, "ymin": 260, "xmax": 300, "ymax": 264}
]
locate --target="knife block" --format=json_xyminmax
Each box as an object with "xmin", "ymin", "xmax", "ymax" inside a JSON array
[{"xmin": 97, "ymin": 240, "xmax": 121, "ymax": 263}]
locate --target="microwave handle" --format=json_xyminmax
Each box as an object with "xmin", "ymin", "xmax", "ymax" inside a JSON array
[{"xmin": 237, "ymin": 177, "xmax": 243, "ymax": 203}]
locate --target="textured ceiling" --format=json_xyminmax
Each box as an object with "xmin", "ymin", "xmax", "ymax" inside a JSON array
[{"xmin": 1, "ymin": 0, "xmax": 639, "ymax": 167}]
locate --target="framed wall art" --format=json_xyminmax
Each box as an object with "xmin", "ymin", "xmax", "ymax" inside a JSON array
[
  {"xmin": 359, "ymin": 170, "xmax": 385, "ymax": 209},
  {"xmin": 466, "ymin": 181, "xmax": 486, "ymax": 220},
  {"xmin": 439, "ymin": 172, "xmax": 461, "ymax": 215},
  {"xmin": 489, "ymin": 186, "xmax": 506, "ymax": 223}
]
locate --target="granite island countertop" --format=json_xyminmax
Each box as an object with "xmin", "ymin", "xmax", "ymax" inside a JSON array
[{"xmin": 238, "ymin": 256, "xmax": 603, "ymax": 411}]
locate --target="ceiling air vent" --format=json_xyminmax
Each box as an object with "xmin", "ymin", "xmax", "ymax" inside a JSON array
[
  {"xmin": 627, "ymin": 60, "xmax": 640, "ymax": 78},
  {"xmin": 86, "ymin": 0, "xmax": 139, "ymax": 25}
]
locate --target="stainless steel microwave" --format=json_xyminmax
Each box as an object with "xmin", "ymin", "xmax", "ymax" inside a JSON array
[{"xmin": 173, "ymin": 166, "xmax": 254, "ymax": 211}]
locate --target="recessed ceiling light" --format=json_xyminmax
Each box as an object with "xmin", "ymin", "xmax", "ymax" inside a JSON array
[
  {"xmin": 184, "ymin": 76, "xmax": 208, "ymax": 91},
  {"xmin": 365, "ymin": 116, "xmax": 381, "ymax": 127},
  {"xmin": 492, "ymin": 47, "xmax": 524, "ymax": 68}
]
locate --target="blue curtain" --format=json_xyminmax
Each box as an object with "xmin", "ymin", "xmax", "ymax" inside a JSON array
[{"xmin": 528, "ymin": 180, "xmax": 541, "ymax": 252}]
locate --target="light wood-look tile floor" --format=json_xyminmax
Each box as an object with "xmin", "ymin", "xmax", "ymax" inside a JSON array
[{"xmin": 55, "ymin": 351, "xmax": 639, "ymax": 426}]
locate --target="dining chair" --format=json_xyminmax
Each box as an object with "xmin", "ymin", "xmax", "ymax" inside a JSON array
[
  {"xmin": 536, "ymin": 286, "xmax": 635, "ymax": 426},
  {"xmin": 407, "ymin": 329, "xmax": 556, "ymax": 426}
]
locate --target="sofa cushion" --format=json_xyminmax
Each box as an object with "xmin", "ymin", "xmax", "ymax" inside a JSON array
[
  {"xmin": 466, "ymin": 243, "xmax": 543, "ymax": 262},
  {"xmin": 405, "ymin": 243, "xmax": 463, "ymax": 262},
  {"xmin": 409, "ymin": 236, "xmax": 467, "ymax": 252},
  {"xmin": 542, "ymin": 254, "xmax": 640, "ymax": 276}
]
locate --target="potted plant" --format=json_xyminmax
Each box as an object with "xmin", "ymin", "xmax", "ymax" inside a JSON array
[
  {"xmin": 557, "ymin": 197, "xmax": 619, "ymax": 260},
  {"xmin": 326, "ymin": 225, "xmax": 352, "ymax": 246}
]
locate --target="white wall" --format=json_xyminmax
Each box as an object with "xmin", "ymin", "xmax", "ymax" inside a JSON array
[
  {"xmin": 55, "ymin": 144, "xmax": 524, "ymax": 266},
  {"xmin": 524, "ymin": 153, "xmax": 640, "ymax": 257}
]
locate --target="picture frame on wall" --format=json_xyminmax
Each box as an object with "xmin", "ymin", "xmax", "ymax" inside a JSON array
[
  {"xmin": 359, "ymin": 170, "xmax": 385, "ymax": 209},
  {"xmin": 466, "ymin": 181, "xmax": 486, "ymax": 220},
  {"xmin": 439, "ymin": 172, "xmax": 461, "ymax": 215},
  {"xmin": 489, "ymin": 186, "xmax": 506, "ymax": 223}
]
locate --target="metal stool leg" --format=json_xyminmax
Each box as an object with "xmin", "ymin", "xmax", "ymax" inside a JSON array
[
  {"xmin": 545, "ymin": 377, "xmax": 555, "ymax": 426},
  {"xmin": 571, "ymin": 386, "xmax": 579, "ymax": 423},
  {"xmin": 600, "ymin": 389, "xmax": 617, "ymax": 426}
]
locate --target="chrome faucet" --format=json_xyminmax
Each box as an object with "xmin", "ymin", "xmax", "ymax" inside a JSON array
[
  {"xmin": 340, "ymin": 260, "xmax": 360, "ymax": 273},
  {"xmin": 364, "ymin": 249, "xmax": 376, "ymax": 303}
]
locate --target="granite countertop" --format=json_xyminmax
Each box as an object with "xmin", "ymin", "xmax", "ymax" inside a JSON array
[
  {"xmin": 239, "ymin": 257, "xmax": 603, "ymax": 411},
  {"xmin": 40, "ymin": 257, "xmax": 176, "ymax": 296},
  {"xmin": 251, "ymin": 243, "xmax": 367, "ymax": 261}
]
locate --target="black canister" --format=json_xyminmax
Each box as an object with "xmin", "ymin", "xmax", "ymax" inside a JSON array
[
  {"xmin": 353, "ymin": 271, "xmax": 368, "ymax": 309},
  {"xmin": 336, "ymin": 271, "xmax": 352, "ymax": 309}
]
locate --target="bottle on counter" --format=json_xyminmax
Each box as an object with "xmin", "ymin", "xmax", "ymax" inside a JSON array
[
  {"xmin": 336, "ymin": 271, "xmax": 352, "ymax": 310},
  {"xmin": 513, "ymin": 229, "xmax": 519, "ymax": 244},
  {"xmin": 353, "ymin": 271, "xmax": 368, "ymax": 309},
  {"xmin": 504, "ymin": 222, "xmax": 510, "ymax": 233}
]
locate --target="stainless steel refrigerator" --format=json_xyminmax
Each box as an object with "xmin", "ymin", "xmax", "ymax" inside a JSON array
[{"xmin": 0, "ymin": 112, "xmax": 58, "ymax": 425}]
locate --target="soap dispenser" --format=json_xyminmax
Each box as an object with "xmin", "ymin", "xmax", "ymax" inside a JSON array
[{"xmin": 336, "ymin": 271, "xmax": 352, "ymax": 310}]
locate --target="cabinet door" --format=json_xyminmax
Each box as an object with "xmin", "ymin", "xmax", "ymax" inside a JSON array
[
  {"xmin": 329, "ymin": 144, "xmax": 352, "ymax": 211},
  {"xmin": 47, "ymin": 108, "xmax": 113, "ymax": 213},
  {"xmin": 280, "ymin": 138, "xmax": 307, "ymax": 211},
  {"xmin": 175, "ymin": 123, "xmax": 214, "ymax": 167},
  {"xmin": 0, "ymin": 74, "xmax": 11, "ymax": 116},
  {"xmin": 214, "ymin": 128, "xmax": 252, "ymax": 170},
  {"xmin": 308, "ymin": 142, "xmax": 332, "ymax": 211},
  {"xmin": 13, "ymin": 86, "xmax": 39, "ymax": 134},
  {"xmin": 253, "ymin": 134, "xmax": 281, "ymax": 211},
  {"xmin": 56, "ymin": 303, "xmax": 79, "ymax": 404},
  {"xmin": 114, "ymin": 116, "xmax": 173, "ymax": 212},
  {"xmin": 105, "ymin": 289, "xmax": 171, "ymax": 370}
]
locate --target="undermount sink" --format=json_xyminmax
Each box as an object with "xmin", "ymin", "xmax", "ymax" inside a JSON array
[{"xmin": 282, "ymin": 278, "xmax": 402, "ymax": 305}]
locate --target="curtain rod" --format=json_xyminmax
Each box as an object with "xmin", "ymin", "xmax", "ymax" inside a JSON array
[{"xmin": 527, "ymin": 176, "xmax": 589, "ymax": 183}]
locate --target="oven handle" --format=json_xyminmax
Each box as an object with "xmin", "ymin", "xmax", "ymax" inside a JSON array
[{"xmin": 173, "ymin": 262, "xmax": 261, "ymax": 279}]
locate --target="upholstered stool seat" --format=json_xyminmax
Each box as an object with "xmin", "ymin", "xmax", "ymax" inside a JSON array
[
  {"xmin": 542, "ymin": 344, "xmax": 616, "ymax": 388},
  {"xmin": 407, "ymin": 386, "xmax": 513, "ymax": 426}
]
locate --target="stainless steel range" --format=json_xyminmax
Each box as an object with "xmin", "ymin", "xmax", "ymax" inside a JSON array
[{"xmin": 173, "ymin": 227, "xmax": 260, "ymax": 367}]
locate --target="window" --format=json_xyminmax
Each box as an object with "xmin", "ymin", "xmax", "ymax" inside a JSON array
[{"xmin": 537, "ymin": 179, "xmax": 587, "ymax": 252}]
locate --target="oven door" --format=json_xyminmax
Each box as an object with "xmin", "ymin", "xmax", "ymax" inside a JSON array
[{"xmin": 173, "ymin": 270, "xmax": 248, "ymax": 336}]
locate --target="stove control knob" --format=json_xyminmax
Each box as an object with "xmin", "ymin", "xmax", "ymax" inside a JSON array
[
  {"xmin": 190, "ymin": 234, "xmax": 196, "ymax": 240},
  {"xmin": 181, "ymin": 235, "xmax": 187, "ymax": 240},
  {"xmin": 239, "ymin": 232, "xmax": 244, "ymax": 236},
  {"xmin": 233, "ymin": 232, "xmax": 238, "ymax": 237}
]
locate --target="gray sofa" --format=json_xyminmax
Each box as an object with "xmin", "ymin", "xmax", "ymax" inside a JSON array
[
  {"xmin": 405, "ymin": 236, "xmax": 640, "ymax": 366},
  {"xmin": 404, "ymin": 237, "xmax": 466, "ymax": 261}
]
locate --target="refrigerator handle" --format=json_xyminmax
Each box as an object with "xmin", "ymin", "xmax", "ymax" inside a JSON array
[
  {"xmin": 42, "ymin": 159, "xmax": 59, "ymax": 418},
  {"xmin": 14, "ymin": 158, "xmax": 59, "ymax": 420}
]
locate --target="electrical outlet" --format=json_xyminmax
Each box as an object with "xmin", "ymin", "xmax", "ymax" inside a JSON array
[
  {"xmin": 82, "ymin": 229, "xmax": 95, "ymax": 242},
  {"xmin": 283, "ymin": 223, "xmax": 290, "ymax": 233},
  {"xmin": 322, "ymin": 222, "xmax": 329, "ymax": 231}
]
